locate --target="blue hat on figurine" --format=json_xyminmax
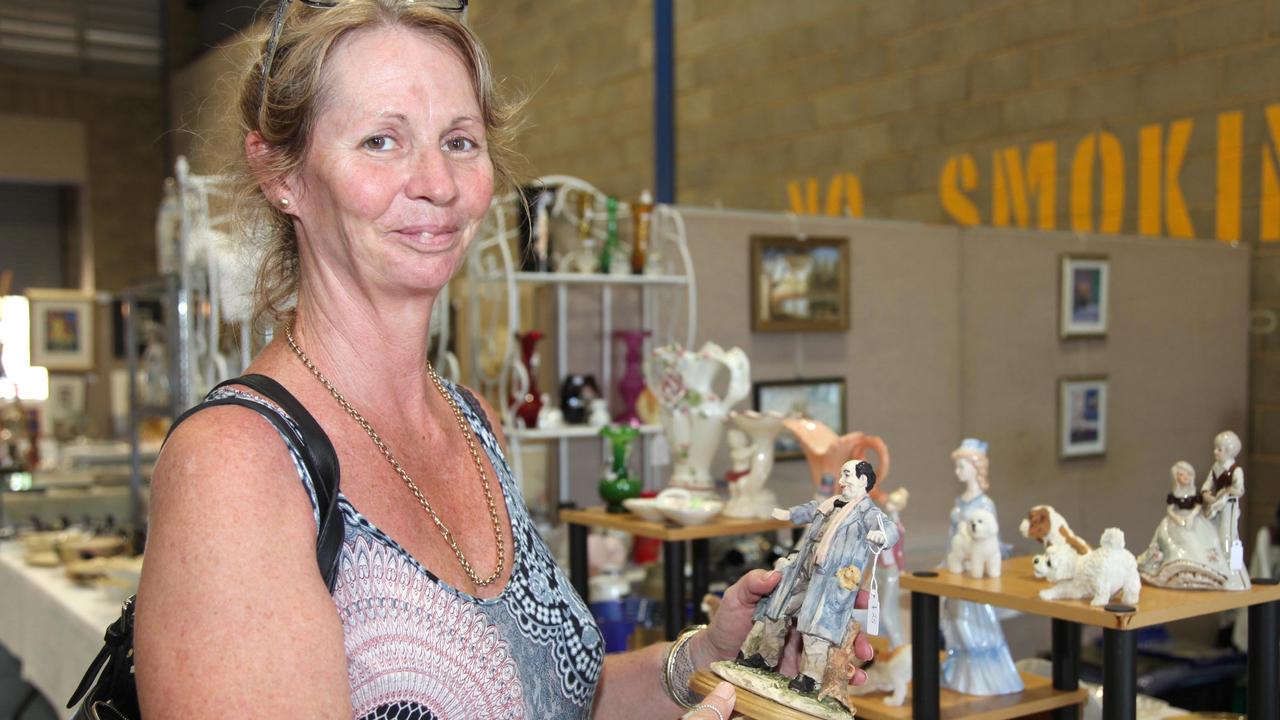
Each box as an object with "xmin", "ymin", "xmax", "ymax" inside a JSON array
[{"xmin": 959, "ymin": 437, "xmax": 988, "ymax": 454}]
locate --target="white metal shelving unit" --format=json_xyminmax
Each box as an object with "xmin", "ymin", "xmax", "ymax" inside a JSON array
[{"xmin": 463, "ymin": 176, "xmax": 697, "ymax": 508}]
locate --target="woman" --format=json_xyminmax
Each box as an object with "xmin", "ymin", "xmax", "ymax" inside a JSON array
[
  {"xmin": 1137, "ymin": 461, "xmax": 1231, "ymax": 588},
  {"xmin": 939, "ymin": 439, "xmax": 1022, "ymax": 696},
  {"xmin": 133, "ymin": 2, "xmax": 871, "ymax": 718}
]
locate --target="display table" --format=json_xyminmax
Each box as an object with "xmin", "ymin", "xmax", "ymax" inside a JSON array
[
  {"xmin": 902, "ymin": 556, "xmax": 1280, "ymax": 720},
  {"xmin": 560, "ymin": 506, "xmax": 794, "ymax": 639},
  {"xmin": 689, "ymin": 669, "xmax": 1088, "ymax": 720},
  {"xmin": 0, "ymin": 543, "xmax": 121, "ymax": 719}
]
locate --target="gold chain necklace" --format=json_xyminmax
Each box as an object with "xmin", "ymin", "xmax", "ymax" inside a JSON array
[{"xmin": 285, "ymin": 325, "xmax": 506, "ymax": 587}]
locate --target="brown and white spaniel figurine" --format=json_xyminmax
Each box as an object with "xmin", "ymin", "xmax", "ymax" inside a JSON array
[{"xmin": 1019, "ymin": 505, "xmax": 1091, "ymax": 556}]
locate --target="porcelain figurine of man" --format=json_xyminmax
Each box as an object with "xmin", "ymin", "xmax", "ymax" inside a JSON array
[
  {"xmin": 735, "ymin": 460, "xmax": 896, "ymax": 695},
  {"xmin": 1200, "ymin": 430, "xmax": 1251, "ymax": 590}
]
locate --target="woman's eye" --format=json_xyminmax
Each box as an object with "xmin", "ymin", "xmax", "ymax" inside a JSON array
[
  {"xmin": 445, "ymin": 136, "xmax": 477, "ymax": 152},
  {"xmin": 363, "ymin": 135, "xmax": 398, "ymax": 151}
]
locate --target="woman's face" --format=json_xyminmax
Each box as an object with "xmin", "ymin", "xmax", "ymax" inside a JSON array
[
  {"xmin": 289, "ymin": 26, "xmax": 493, "ymax": 296},
  {"xmin": 1174, "ymin": 467, "xmax": 1192, "ymax": 486},
  {"xmin": 954, "ymin": 457, "xmax": 976, "ymax": 484}
]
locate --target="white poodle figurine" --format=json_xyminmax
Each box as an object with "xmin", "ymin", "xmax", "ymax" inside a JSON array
[
  {"xmin": 1039, "ymin": 528, "xmax": 1141, "ymax": 606},
  {"xmin": 945, "ymin": 508, "xmax": 1002, "ymax": 579},
  {"xmin": 848, "ymin": 644, "xmax": 912, "ymax": 707}
]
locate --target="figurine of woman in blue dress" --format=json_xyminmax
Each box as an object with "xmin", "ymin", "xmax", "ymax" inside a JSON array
[{"xmin": 941, "ymin": 439, "xmax": 1023, "ymax": 696}]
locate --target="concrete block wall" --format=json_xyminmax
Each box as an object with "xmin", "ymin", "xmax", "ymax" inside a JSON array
[
  {"xmin": 0, "ymin": 69, "xmax": 164, "ymax": 292},
  {"xmin": 471, "ymin": 0, "xmax": 1280, "ymax": 543}
]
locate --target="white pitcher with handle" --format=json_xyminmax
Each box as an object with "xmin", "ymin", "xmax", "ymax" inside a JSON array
[{"xmin": 645, "ymin": 342, "xmax": 751, "ymax": 494}]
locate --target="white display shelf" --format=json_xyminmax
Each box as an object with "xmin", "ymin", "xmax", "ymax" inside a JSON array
[
  {"xmin": 505, "ymin": 423, "xmax": 662, "ymax": 441},
  {"xmin": 475, "ymin": 271, "xmax": 688, "ymax": 287}
]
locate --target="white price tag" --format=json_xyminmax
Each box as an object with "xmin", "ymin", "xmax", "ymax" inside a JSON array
[
  {"xmin": 866, "ymin": 583, "xmax": 880, "ymax": 636},
  {"xmin": 1230, "ymin": 539, "xmax": 1245, "ymax": 571},
  {"xmin": 649, "ymin": 434, "xmax": 670, "ymax": 467}
]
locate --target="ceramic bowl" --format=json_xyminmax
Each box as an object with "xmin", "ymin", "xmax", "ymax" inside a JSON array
[
  {"xmin": 655, "ymin": 488, "xmax": 723, "ymax": 526},
  {"xmin": 622, "ymin": 498, "xmax": 665, "ymax": 523}
]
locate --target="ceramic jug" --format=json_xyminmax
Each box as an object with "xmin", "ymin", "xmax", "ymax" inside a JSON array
[
  {"xmin": 644, "ymin": 342, "xmax": 751, "ymax": 493},
  {"xmin": 782, "ymin": 417, "xmax": 891, "ymax": 500}
]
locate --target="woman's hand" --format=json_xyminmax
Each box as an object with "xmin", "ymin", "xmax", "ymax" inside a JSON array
[
  {"xmin": 680, "ymin": 681, "xmax": 735, "ymax": 720},
  {"xmin": 687, "ymin": 570, "xmax": 876, "ymax": 685}
]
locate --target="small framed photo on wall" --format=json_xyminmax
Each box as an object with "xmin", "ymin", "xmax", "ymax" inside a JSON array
[
  {"xmin": 1059, "ymin": 375, "xmax": 1108, "ymax": 459},
  {"xmin": 1060, "ymin": 254, "xmax": 1109, "ymax": 338},
  {"xmin": 750, "ymin": 235, "xmax": 850, "ymax": 332},
  {"xmin": 753, "ymin": 377, "xmax": 846, "ymax": 459},
  {"xmin": 27, "ymin": 288, "xmax": 95, "ymax": 372}
]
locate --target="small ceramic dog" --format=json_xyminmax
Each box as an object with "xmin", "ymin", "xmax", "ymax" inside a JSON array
[
  {"xmin": 1019, "ymin": 505, "xmax": 1091, "ymax": 556},
  {"xmin": 847, "ymin": 644, "xmax": 912, "ymax": 707},
  {"xmin": 946, "ymin": 508, "xmax": 1002, "ymax": 579},
  {"xmin": 1032, "ymin": 544, "xmax": 1079, "ymax": 581},
  {"xmin": 1038, "ymin": 528, "xmax": 1140, "ymax": 606}
]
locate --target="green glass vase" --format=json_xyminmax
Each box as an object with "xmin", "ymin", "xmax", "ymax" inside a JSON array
[{"xmin": 598, "ymin": 423, "xmax": 642, "ymax": 513}]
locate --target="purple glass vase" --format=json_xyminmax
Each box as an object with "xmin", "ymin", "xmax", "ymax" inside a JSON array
[{"xmin": 613, "ymin": 329, "xmax": 650, "ymax": 424}]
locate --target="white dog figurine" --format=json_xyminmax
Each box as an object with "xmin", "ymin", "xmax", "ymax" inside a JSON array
[
  {"xmin": 946, "ymin": 508, "xmax": 1002, "ymax": 579},
  {"xmin": 1038, "ymin": 528, "xmax": 1141, "ymax": 606},
  {"xmin": 1019, "ymin": 505, "xmax": 1091, "ymax": 556},
  {"xmin": 1033, "ymin": 544, "xmax": 1079, "ymax": 580},
  {"xmin": 848, "ymin": 644, "xmax": 912, "ymax": 707}
]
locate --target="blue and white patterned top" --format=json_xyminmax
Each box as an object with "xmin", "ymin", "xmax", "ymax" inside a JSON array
[{"xmin": 208, "ymin": 381, "xmax": 603, "ymax": 719}]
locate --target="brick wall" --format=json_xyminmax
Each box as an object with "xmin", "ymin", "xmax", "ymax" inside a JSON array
[
  {"xmin": 472, "ymin": 0, "xmax": 1280, "ymax": 540},
  {"xmin": 0, "ymin": 69, "xmax": 165, "ymax": 292}
]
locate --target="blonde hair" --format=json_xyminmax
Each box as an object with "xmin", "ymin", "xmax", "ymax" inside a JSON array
[
  {"xmin": 951, "ymin": 446, "xmax": 990, "ymax": 491},
  {"xmin": 233, "ymin": 0, "xmax": 523, "ymax": 332}
]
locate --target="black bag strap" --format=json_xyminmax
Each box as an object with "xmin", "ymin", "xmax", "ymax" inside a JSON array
[{"xmin": 166, "ymin": 374, "xmax": 343, "ymax": 590}]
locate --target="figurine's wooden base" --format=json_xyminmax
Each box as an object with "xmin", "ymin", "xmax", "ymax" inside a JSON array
[{"xmin": 691, "ymin": 670, "xmax": 1087, "ymax": 720}]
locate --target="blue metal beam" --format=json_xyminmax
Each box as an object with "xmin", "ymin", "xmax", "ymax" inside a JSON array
[{"xmin": 653, "ymin": 0, "xmax": 675, "ymax": 203}]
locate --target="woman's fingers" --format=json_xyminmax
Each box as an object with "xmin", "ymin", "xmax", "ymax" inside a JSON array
[
  {"xmin": 728, "ymin": 568, "xmax": 781, "ymax": 608},
  {"xmin": 853, "ymin": 631, "xmax": 874, "ymax": 662},
  {"xmin": 680, "ymin": 681, "xmax": 736, "ymax": 720}
]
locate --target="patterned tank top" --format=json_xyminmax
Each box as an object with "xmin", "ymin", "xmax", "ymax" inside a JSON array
[{"xmin": 208, "ymin": 381, "xmax": 604, "ymax": 719}]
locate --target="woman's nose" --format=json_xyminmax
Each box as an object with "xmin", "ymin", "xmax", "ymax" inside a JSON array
[{"xmin": 405, "ymin": 148, "xmax": 458, "ymax": 204}]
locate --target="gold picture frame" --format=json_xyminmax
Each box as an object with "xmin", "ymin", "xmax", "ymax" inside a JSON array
[
  {"xmin": 750, "ymin": 235, "xmax": 850, "ymax": 332},
  {"xmin": 27, "ymin": 288, "xmax": 95, "ymax": 372}
]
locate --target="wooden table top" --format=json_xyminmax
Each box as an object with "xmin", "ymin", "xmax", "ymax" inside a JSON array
[
  {"xmin": 559, "ymin": 506, "xmax": 794, "ymax": 541},
  {"xmin": 900, "ymin": 555, "xmax": 1280, "ymax": 630},
  {"xmin": 690, "ymin": 669, "xmax": 1087, "ymax": 720}
]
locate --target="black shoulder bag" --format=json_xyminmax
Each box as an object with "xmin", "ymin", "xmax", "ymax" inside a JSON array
[{"xmin": 67, "ymin": 374, "xmax": 345, "ymax": 720}]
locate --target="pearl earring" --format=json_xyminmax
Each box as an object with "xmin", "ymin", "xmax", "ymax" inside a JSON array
[{"xmin": 279, "ymin": 197, "xmax": 291, "ymax": 208}]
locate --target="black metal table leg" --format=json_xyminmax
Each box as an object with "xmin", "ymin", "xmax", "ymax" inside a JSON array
[
  {"xmin": 1102, "ymin": 628, "xmax": 1136, "ymax": 720},
  {"xmin": 911, "ymin": 578, "xmax": 941, "ymax": 720},
  {"xmin": 1248, "ymin": 585, "xmax": 1279, "ymax": 720},
  {"xmin": 691, "ymin": 539, "xmax": 710, "ymax": 623},
  {"xmin": 1052, "ymin": 618, "xmax": 1082, "ymax": 720},
  {"xmin": 568, "ymin": 522, "xmax": 588, "ymax": 603},
  {"xmin": 663, "ymin": 539, "xmax": 686, "ymax": 640}
]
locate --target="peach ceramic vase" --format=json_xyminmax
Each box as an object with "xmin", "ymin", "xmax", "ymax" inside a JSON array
[{"xmin": 780, "ymin": 418, "xmax": 891, "ymax": 501}]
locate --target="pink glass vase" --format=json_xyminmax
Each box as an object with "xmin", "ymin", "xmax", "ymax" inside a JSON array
[{"xmin": 613, "ymin": 329, "xmax": 650, "ymax": 424}]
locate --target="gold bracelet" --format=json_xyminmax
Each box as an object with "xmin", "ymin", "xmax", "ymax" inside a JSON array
[{"xmin": 661, "ymin": 624, "xmax": 707, "ymax": 709}]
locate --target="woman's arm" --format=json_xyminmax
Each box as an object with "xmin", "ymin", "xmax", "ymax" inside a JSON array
[{"xmin": 134, "ymin": 406, "xmax": 351, "ymax": 719}]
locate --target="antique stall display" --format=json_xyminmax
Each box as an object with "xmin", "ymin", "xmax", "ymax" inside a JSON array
[
  {"xmin": 644, "ymin": 342, "xmax": 750, "ymax": 495},
  {"xmin": 940, "ymin": 439, "xmax": 1023, "ymax": 696},
  {"xmin": 781, "ymin": 417, "xmax": 890, "ymax": 501},
  {"xmin": 1038, "ymin": 528, "xmax": 1141, "ymax": 606},
  {"xmin": 1137, "ymin": 461, "xmax": 1235, "ymax": 589},
  {"xmin": 712, "ymin": 459, "xmax": 897, "ymax": 719},
  {"xmin": 1199, "ymin": 430, "xmax": 1250, "ymax": 590},
  {"xmin": 462, "ymin": 175, "xmax": 695, "ymax": 509},
  {"xmin": 722, "ymin": 409, "xmax": 787, "ymax": 519}
]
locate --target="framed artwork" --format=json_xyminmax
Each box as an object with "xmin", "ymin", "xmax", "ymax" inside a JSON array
[
  {"xmin": 27, "ymin": 288, "xmax": 95, "ymax": 371},
  {"xmin": 46, "ymin": 373, "xmax": 88, "ymax": 437},
  {"xmin": 750, "ymin": 235, "xmax": 850, "ymax": 332},
  {"xmin": 753, "ymin": 378, "xmax": 846, "ymax": 459},
  {"xmin": 1060, "ymin": 254, "xmax": 1109, "ymax": 338},
  {"xmin": 1059, "ymin": 375, "xmax": 1108, "ymax": 459}
]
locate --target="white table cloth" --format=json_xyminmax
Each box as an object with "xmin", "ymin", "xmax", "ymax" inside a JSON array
[{"xmin": 0, "ymin": 543, "xmax": 122, "ymax": 719}]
